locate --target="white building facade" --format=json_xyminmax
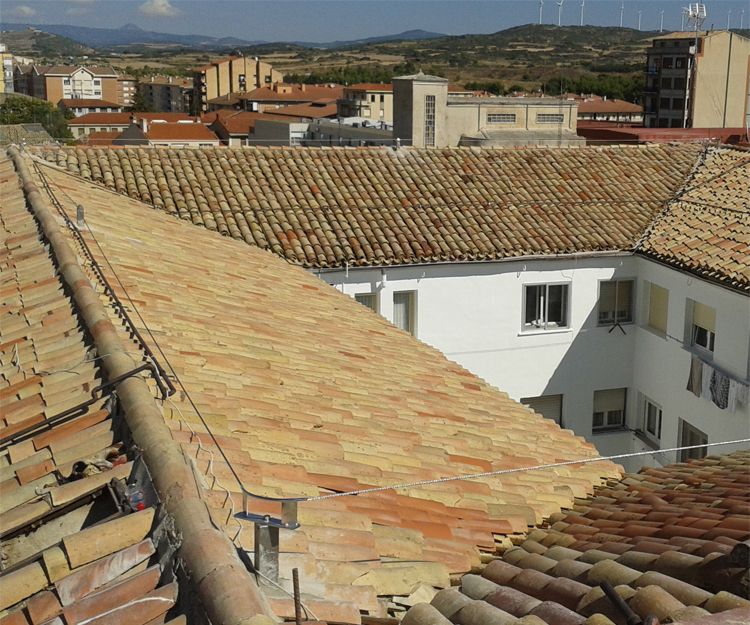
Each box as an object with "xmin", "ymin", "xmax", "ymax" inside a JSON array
[{"xmin": 317, "ymin": 254, "xmax": 749, "ymax": 472}]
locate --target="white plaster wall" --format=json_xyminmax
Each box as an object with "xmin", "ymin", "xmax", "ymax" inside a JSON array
[
  {"xmin": 317, "ymin": 255, "xmax": 750, "ymax": 472},
  {"xmin": 630, "ymin": 257, "xmax": 750, "ymax": 467}
]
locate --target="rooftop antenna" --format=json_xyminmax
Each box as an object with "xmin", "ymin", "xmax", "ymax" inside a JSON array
[
  {"xmin": 619, "ymin": 1, "xmax": 624, "ymax": 27},
  {"xmin": 660, "ymin": 9, "xmax": 665, "ymax": 32},
  {"xmin": 683, "ymin": 3, "xmax": 707, "ymax": 33},
  {"xmin": 539, "ymin": 0, "xmax": 544, "ymax": 24},
  {"xmin": 681, "ymin": 6, "xmax": 687, "ymax": 30},
  {"xmin": 580, "ymin": 0, "xmax": 585, "ymax": 26},
  {"xmin": 557, "ymin": 0, "xmax": 565, "ymax": 26},
  {"xmin": 638, "ymin": 9, "xmax": 642, "ymax": 30}
]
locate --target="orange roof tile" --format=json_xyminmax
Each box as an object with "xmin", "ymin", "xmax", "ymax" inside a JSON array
[
  {"xmin": 406, "ymin": 450, "xmax": 750, "ymax": 624},
  {"xmin": 242, "ymin": 83, "xmax": 344, "ymax": 102},
  {"xmin": 145, "ymin": 122, "xmax": 219, "ymax": 142},
  {"xmin": 58, "ymin": 98, "xmax": 121, "ymax": 108},
  {"xmin": 577, "ymin": 99, "xmax": 643, "ymax": 114}
]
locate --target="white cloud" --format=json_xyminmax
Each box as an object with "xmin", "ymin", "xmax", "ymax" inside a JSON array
[
  {"xmin": 138, "ymin": 0, "xmax": 180, "ymax": 17},
  {"xmin": 8, "ymin": 4, "xmax": 37, "ymax": 17}
]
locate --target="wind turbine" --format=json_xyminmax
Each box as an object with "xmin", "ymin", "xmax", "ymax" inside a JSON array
[
  {"xmin": 660, "ymin": 9, "xmax": 664, "ymax": 32},
  {"xmin": 539, "ymin": 0, "xmax": 544, "ymax": 25},
  {"xmin": 741, "ymin": 9, "xmax": 745, "ymax": 29},
  {"xmin": 619, "ymin": 1, "xmax": 624, "ymax": 27},
  {"xmin": 727, "ymin": 10, "xmax": 732, "ymax": 30},
  {"xmin": 557, "ymin": 0, "xmax": 565, "ymax": 26},
  {"xmin": 638, "ymin": 10, "xmax": 642, "ymax": 30},
  {"xmin": 580, "ymin": 0, "xmax": 585, "ymax": 26}
]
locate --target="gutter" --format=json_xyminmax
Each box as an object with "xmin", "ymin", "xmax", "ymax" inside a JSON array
[{"xmin": 7, "ymin": 147, "xmax": 276, "ymax": 625}]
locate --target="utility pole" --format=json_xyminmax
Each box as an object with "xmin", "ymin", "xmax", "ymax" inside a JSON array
[
  {"xmin": 580, "ymin": 0, "xmax": 585, "ymax": 26},
  {"xmin": 638, "ymin": 10, "xmax": 642, "ymax": 31},
  {"xmin": 660, "ymin": 9, "xmax": 664, "ymax": 32},
  {"xmin": 620, "ymin": 1, "xmax": 624, "ymax": 27}
]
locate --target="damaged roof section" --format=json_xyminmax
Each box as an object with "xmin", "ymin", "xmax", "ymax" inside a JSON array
[{"xmin": 0, "ymin": 155, "xmax": 181, "ymax": 624}]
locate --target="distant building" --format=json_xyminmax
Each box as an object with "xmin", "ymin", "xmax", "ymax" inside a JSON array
[
  {"xmin": 306, "ymin": 117, "xmax": 393, "ymax": 146},
  {"xmin": 238, "ymin": 83, "xmax": 343, "ymax": 113},
  {"xmin": 572, "ymin": 95, "xmax": 643, "ymax": 124},
  {"xmin": 58, "ymin": 98, "xmax": 123, "ymax": 117},
  {"xmin": 0, "ymin": 122, "xmax": 54, "ymax": 145},
  {"xmin": 143, "ymin": 120, "xmax": 220, "ymax": 147},
  {"xmin": 338, "ymin": 83, "xmax": 394, "ymax": 123},
  {"xmin": 393, "ymin": 72, "xmax": 582, "ymax": 148},
  {"xmin": 139, "ymin": 75, "xmax": 193, "ymax": 113},
  {"xmin": 191, "ymin": 56, "xmax": 282, "ymax": 113},
  {"xmin": 643, "ymin": 30, "xmax": 750, "ymax": 129},
  {"xmin": 116, "ymin": 74, "xmax": 137, "ymax": 108},
  {"xmin": 1, "ymin": 44, "xmax": 13, "ymax": 94},
  {"xmin": 67, "ymin": 111, "xmax": 193, "ymax": 138}
]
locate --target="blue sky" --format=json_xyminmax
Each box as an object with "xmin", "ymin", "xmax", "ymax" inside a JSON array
[{"xmin": 1, "ymin": 0, "xmax": 747, "ymax": 42}]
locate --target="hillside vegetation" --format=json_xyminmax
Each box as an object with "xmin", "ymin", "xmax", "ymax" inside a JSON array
[{"xmin": 0, "ymin": 27, "xmax": 93, "ymax": 59}]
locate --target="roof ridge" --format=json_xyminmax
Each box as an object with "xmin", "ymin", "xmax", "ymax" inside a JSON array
[{"xmin": 6, "ymin": 147, "xmax": 277, "ymax": 625}]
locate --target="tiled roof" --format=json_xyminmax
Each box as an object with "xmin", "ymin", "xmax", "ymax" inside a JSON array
[
  {"xmin": 58, "ymin": 98, "xmax": 121, "ymax": 108},
  {"xmin": 42, "ymin": 65, "xmax": 118, "ymax": 77},
  {"xmin": 145, "ymin": 122, "xmax": 219, "ymax": 142},
  {"xmin": 242, "ymin": 84, "xmax": 344, "ymax": 102},
  {"xmin": 638, "ymin": 147, "xmax": 750, "ymax": 292},
  {"xmin": 347, "ymin": 83, "xmax": 393, "ymax": 92},
  {"xmin": 209, "ymin": 110, "xmax": 293, "ymax": 134},
  {"xmin": 35, "ymin": 144, "xmax": 701, "ymax": 271},
  {"xmin": 82, "ymin": 130, "xmax": 120, "ymax": 146},
  {"xmin": 36, "ymin": 160, "xmax": 622, "ymax": 622},
  {"xmin": 0, "ymin": 156, "xmax": 180, "ymax": 623},
  {"xmin": 0, "ymin": 124, "xmax": 54, "ymax": 146},
  {"xmin": 268, "ymin": 101, "xmax": 337, "ymax": 118},
  {"xmin": 577, "ymin": 99, "xmax": 643, "ymax": 114},
  {"xmin": 404, "ymin": 451, "xmax": 750, "ymax": 625},
  {"xmin": 68, "ymin": 112, "xmax": 193, "ymax": 126}
]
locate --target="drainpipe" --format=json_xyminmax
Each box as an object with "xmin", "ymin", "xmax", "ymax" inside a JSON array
[
  {"xmin": 722, "ymin": 32, "xmax": 733, "ymax": 128},
  {"xmin": 7, "ymin": 147, "xmax": 277, "ymax": 625}
]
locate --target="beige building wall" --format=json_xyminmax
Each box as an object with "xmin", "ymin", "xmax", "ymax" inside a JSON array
[
  {"xmin": 193, "ymin": 57, "xmax": 283, "ymax": 112},
  {"xmin": 340, "ymin": 88, "xmax": 394, "ymax": 123},
  {"xmin": 393, "ymin": 75, "xmax": 449, "ymax": 147},
  {"xmin": 45, "ymin": 78, "xmax": 63, "ymax": 104},
  {"xmin": 692, "ymin": 32, "xmax": 750, "ymax": 128}
]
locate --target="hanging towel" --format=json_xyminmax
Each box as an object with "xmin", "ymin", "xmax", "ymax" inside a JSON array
[
  {"xmin": 701, "ymin": 362, "xmax": 712, "ymax": 399},
  {"xmin": 710, "ymin": 369, "xmax": 730, "ymax": 410},
  {"xmin": 686, "ymin": 356, "xmax": 702, "ymax": 397}
]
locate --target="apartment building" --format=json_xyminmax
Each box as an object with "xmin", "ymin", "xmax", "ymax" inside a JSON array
[
  {"xmin": 1, "ymin": 44, "xmax": 13, "ymax": 93},
  {"xmin": 67, "ymin": 111, "xmax": 192, "ymax": 138},
  {"xmin": 644, "ymin": 30, "xmax": 750, "ymax": 129},
  {"xmin": 338, "ymin": 83, "xmax": 394, "ymax": 123},
  {"xmin": 139, "ymin": 75, "xmax": 193, "ymax": 112},
  {"xmin": 191, "ymin": 55, "xmax": 282, "ymax": 113},
  {"xmin": 393, "ymin": 72, "xmax": 582, "ymax": 147},
  {"xmin": 13, "ymin": 64, "xmax": 121, "ymax": 104},
  {"xmin": 58, "ymin": 98, "xmax": 123, "ymax": 117},
  {"xmin": 238, "ymin": 82, "xmax": 343, "ymax": 113},
  {"xmin": 116, "ymin": 74, "xmax": 137, "ymax": 107}
]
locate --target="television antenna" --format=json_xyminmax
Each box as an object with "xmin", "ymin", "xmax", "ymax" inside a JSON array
[
  {"xmin": 660, "ymin": 9, "xmax": 664, "ymax": 32},
  {"xmin": 539, "ymin": 0, "xmax": 544, "ymax": 25},
  {"xmin": 557, "ymin": 0, "xmax": 565, "ymax": 26},
  {"xmin": 580, "ymin": 0, "xmax": 585, "ymax": 26},
  {"xmin": 683, "ymin": 3, "xmax": 707, "ymax": 32},
  {"xmin": 638, "ymin": 10, "xmax": 642, "ymax": 30},
  {"xmin": 619, "ymin": 1, "xmax": 624, "ymax": 27}
]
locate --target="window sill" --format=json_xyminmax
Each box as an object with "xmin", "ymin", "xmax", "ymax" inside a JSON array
[
  {"xmin": 592, "ymin": 426, "xmax": 629, "ymax": 436},
  {"xmin": 518, "ymin": 327, "xmax": 572, "ymax": 337},
  {"xmin": 641, "ymin": 325, "xmax": 667, "ymax": 340},
  {"xmin": 596, "ymin": 321, "xmax": 635, "ymax": 329},
  {"xmin": 634, "ymin": 429, "xmax": 661, "ymax": 450}
]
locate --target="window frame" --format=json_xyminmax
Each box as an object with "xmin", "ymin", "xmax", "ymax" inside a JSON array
[
  {"xmin": 592, "ymin": 388, "xmax": 628, "ymax": 432},
  {"xmin": 520, "ymin": 394, "xmax": 563, "ymax": 425},
  {"xmin": 423, "ymin": 95, "xmax": 436, "ymax": 147},
  {"xmin": 522, "ymin": 282, "xmax": 571, "ymax": 333},
  {"xmin": 597, "ymin": 278, "xmax": 635, "ymax": 326},
  {"xmin": 679, "ymin": 418, "xmax": 708, "ymax": 462},
  {"xmin": 687, "ymin": 300, "xmax": 716, "ymax": 357},
  {"xmin": 354, "ymin": 291, "xmax": 379, "ymax": 313},
  {"xmin": 641, "ymin": 395, "xmax": 663, "ymax": 443},
  {"xmin": 536, "ymin": 113, "xmax": 564, "ymax": 124},
  {"xmin": 487, "ymin": 113, "xmax": 516, "ymax": 124},
  {"xmin": 392, "ymin": 290, "xmax": 417, "ymax": 336}
]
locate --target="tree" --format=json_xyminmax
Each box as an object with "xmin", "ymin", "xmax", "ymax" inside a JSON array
[
  {"xmin": 0, "ymin": 96, "xmax": 73, "ymax": 141},
  {"xmin": 129, "ymin": 88, "xmax": 151, "ymax": 113}
]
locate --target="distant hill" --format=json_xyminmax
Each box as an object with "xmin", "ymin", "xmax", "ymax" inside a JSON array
[
  {"xmin": 0, "ymin": 27, "xmax": 93, "ymax": 58},
  {"xmin": 0, "ymin": 22, "xmax": 446, "ymax": 50}
]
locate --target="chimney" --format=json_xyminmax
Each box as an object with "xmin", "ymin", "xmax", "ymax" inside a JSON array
[
  {"xmin": 141, "ymin": 117, "xmax": 149, "ymax": 134},
  {"xmin": 168, "ymin": 76, "xmax": 172, "ymax": 84},
  {"xmin": 300, "ymin": 84, "xmax": 306, "ymax": 92}
]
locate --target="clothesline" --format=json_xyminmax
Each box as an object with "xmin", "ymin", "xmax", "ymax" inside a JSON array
[{"xmin": 687, "ymin": 355, "xmax": 748, "ymax": 412}]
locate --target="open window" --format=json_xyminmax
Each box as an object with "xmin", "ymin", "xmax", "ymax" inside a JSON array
[
  {"xmin": 641, "ymin": 395, "xmax": 662, "ymax": 443},
  {"xmin": 689, "ymin": 300, "xmax": 716, "ymax": 355},
  {"xmin": 679, "ymin": 419, "xmax": 707, "ymax": 462},
  {"xmin": 524, "ymin": 284, "xmax": 569, "ymax": 331}
]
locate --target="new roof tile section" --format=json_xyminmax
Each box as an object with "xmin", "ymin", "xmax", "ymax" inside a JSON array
[
  {"xmin": 405, "ymin": 451, "xmax": 750, "ymax": 625},
  {"xmin": 638, "ymin": 147, "xmax": 750, "ymax": 292},
  {"xmin": 36, "ymin": 144, "xmax": 700, "ymax": 269},
  {"xmin": 37, "ymin": 162, "xmax": 622, "ymax": 622},
  {"xmin": 0, "ymin": 156, "xmax": 180, "ymax": 624}
]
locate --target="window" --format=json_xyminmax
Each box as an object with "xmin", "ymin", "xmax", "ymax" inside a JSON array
[
  {"xmin": 675, "ymin": 56, "xmax": 687, "ymax": 69},
  {"xmin": 593, "ymin": 388, "xmax": 627, "ymax": 431},
  {"xmin": 662, "ymin": 57, "xmax": 674, "ymax": 69},
  {"xmin": 393, "ymin": 291, "xmax": 416, "ymax": 336},
  {"xmin": 660, "ymin": 97, "xmax": 671, "ymax": 109},
  {"xmin": 536, "ymin": 113, "xmax": 564, "ymax": 124},
  {"xmin": 679, "ymin": 419, "xmax": 707, "ymax": 462},
  {"xmin": 524, "ymin": 284, "xmax": 569, "ymax": 331},
  {"xmin": 690, "ymin": 301, "xmax": 716, "ymax": 354},
  {"xmin": 661, "ymin": 77, "xmax": 672, "ymax": 89},
  {"xmin": 598, "ymin": 280, "xmax": 634, "ymax": 325},
  {"xmin": 647, "ymin": 283, "xmax": 668, "ymax": 334},
  {"xmin": 370, "ymin": 94, "xmax": 376, "ymax": 102},
  {"xmin": 642, "ymin": 396, "xmax": 662, "ymax": 441},
  {"xmin": 63, "ymin": 78, "xmax": 70, "ymax": 85},
  {"xmin": 355, "ymin": 292, "xmax": 378, "ymax": 313},
  {"xmin": 487, "ymin": 113, "xmax": 516, "ymax": 123},
  {"xmin": 521, "ymin": 394, "xmax": 562, "ymax": 425},
  {"xmin": 673, "ymin": 77, "xmax": 686, "ymax": 89},
  {"xmin": 93, "ymin": 79, "xmax": 101, "ymax": 86},
  {"xmin": 379, "ymin": 94, "xmax": 385, "ymax": 103},
  {"xmin": 672, "ymin": 98, "xmax": 684, "ymax": 111},
  {"xmin": 424, "ymin": 95, "xmax": 436, "ymax": 147}
]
